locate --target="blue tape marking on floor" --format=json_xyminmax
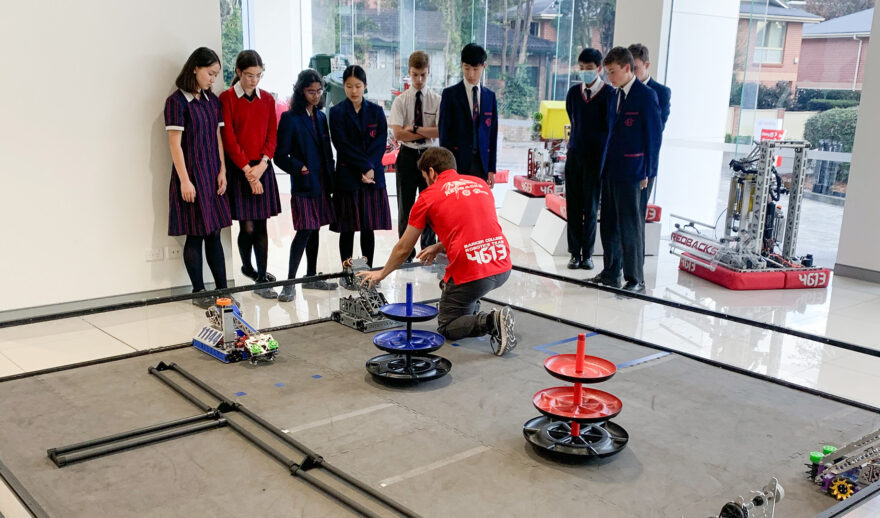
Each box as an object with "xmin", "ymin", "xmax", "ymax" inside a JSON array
[
  {"xmin": 617, "ymin": 352, "xmax": 671, "ymax": 369},
  {"xmin": 234, "ymin": 391, "xmax": 247, "ymax": 397},
  {"xmin": 311, "ymin": 374, "xmax": 322, "ymax": 379},
  {"xmin": 274, "ymin": 382, "xmax": 285, "ymax": 387},
  {"xmin": 532, "ymin": 332, "xmax": 599, "ymax": 356},
  {"xmin": 451, "ymin": 343, "xmax": 460, "ymax": 347}
]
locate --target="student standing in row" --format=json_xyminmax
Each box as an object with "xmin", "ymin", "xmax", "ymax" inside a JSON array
[
  {"xmin": 564, "ymin": 48, "xmax": 614, "ymax": 271},
  {"xmin": 164, "ymin": 47, "xmax": 232, "ymax": 309},
  {"xmin": 591, "ymin": 47, "xmax": 661, "ymax": 294},
  {"xmin": 439, "ymin": 43, "xmax": 499, "ymax": 186},
  {"xmin": 329, "ymin": 65, "xmax": 392, "ymax": 284},
  {"xmin": 219, "ymin": 50, "xmax": 282, "ymax": 299},
  {"xmin": 275, "ymin": 69, "xmax": 339, "ymax": 302},
  {"xmin": 389, "ymin": 51, "xmax": 439, "ymax": 261},
  {"xmin": 628, "ymin": 43, "xmax": 671, "ymax": 218}
]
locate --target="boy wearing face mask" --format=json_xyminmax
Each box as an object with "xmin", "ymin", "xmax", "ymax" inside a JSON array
[{"xmin": 563, "ymin": 48, "xmax": 614, "ymax": 270}]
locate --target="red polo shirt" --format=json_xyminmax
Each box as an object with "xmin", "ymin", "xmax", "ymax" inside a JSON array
[{"xmin": 409, "ymin": 170, "xmax": 512, "ymax": 284}]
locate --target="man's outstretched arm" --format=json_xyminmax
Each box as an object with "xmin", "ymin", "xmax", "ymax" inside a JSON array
[{"xmin": 357, "ymin": 225, "xmax": 423, "ymax": 286}]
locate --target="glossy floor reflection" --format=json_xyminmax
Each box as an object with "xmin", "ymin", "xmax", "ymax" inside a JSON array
[{"xmin": 1, "ymin": 190, "xmax": 878, "ymax": 414}]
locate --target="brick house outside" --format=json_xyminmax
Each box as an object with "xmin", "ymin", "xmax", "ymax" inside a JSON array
[
  {"xmin": 734, "ymin": 0, "xmax": 823, "ymax": 88},
  {"xmin": 798, "ymin": 8, "xmax": 872, "ymax": 91}
]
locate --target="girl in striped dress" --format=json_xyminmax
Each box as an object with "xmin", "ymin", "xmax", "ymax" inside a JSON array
[
  {"xmin": 328, "ymin": 65, "xmax": 392, "ymax": 286},
  {"xmin": 274, "ymin": 69, "xmax": 338, "ymax": 302},
  {"xmin": 164, "ymin": 47, "xmax": 232, "ymax": 309},
  {"xmin": 219, "ymin": 50, "xmax": 282, "ymax": 299}
]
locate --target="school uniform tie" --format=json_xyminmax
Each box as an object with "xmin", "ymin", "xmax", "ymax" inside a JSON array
[
  {"xmin": 414, "ymin": 90, "xmax": 426, "ymax": 144},
  {"xmin": 472, "ymin": 86, "xmax": 479, "ymax": 148},
  {"xmin": 617, "ymin": 91, "xmax": 626, "ymax": 114}
]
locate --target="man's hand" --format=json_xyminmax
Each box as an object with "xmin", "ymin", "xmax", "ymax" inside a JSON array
[
  {"xmin": 416, "ymin": 243, "xmax": 444, "ymax": 266},
  {"xmin": 356, "ymin": 270, "xmax": 384, "ymax": 288},
  {"xmin": 639, "ymin": 178, "xmax": 648, "ymax": 190},
  {"xmin": 487, "ymin": 171, "xmax": 495, "ymax": 188}
]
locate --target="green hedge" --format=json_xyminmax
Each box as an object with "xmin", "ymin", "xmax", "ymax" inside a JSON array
[
  {"xmin": 805, "ymin": 99, "xmax": 860, "ymax": 111},
  {"xmin": 794, "ymin": 88, "xmax": 861, "ymax": 111},
  {"xmin": 804, "ymin": 107, "xmax": 859, "ymax": 152}
]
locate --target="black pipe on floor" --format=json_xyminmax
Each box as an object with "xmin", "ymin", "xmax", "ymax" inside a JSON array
[
  {"xmin": 481, "ymin": 296, "xmax": 880, "ymax": 416},
  {"xmin": 510, "ymin": 264, "xmax": 880, "ymax": 359},
  {"xmin": 49, "ymin": 411, "xmax": 219, "ymax": 458},
  {"xmin": 148, "ymin": 362, "xmax": 421, "ymax": 518},
  {"xmin": 161, "ymin": 362, "xmax": 422, "ymax": 517},
  {"xmin": 50, "ymin": 418, "xmax": 227, "ymax": 467}
]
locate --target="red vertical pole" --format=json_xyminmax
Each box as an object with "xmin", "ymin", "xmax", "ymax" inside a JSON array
[
  {"xmin": 575, "ymin": 333, "xmax": 585, "ymax": 374},
  {"xmin": 571, "ymin": 333, "xmax": 586, "ymax": 437},
  {"xmin": 571, "ymin": 381, "xmax": 582, "ymax": 437}
]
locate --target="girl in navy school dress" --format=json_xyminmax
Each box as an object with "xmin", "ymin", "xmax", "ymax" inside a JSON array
[
  {"xmin": 274, "ymin": 69, "xmax": 339, "ymax": 302},
  {"xmin": 219, "ymin": 50, "xmax": 282, "ymax": 299},
  {"xmin": 164, "ymin": 47, "xmax": 232, "ymax": 309},
  {"xmin": 328, "ymin": 65, "xmax": 392, "ymax": 286}
]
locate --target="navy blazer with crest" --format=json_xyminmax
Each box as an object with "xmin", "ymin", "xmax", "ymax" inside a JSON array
[
  {"xmin": 328, "ymin": 98, "xmax": 388, "ymax": 193},
  {"xmin": 275, "ymin": 107, "xmax": 334, "ymax": 198},
  {"xmin": 438, "ymin": 81, "xmax": 498, "ymax": 179},
  {"xmin": 603, "ymin": 78, "xmax": 662, "ymax": 184}
]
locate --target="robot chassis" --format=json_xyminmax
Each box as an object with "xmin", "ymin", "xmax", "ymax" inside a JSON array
[
  {"xmin": 513, "ymin": 123, "xmax": 570, "ymax": 198},
  {"xmin": 713, "ymin": 478, "xmax": 784, "ymax": 518},
  {"xmin": 808, "ymin": 427, "xmax": 880, "ymax": 501},
  {"xmin": 192, "ymin": 298, "xmax": 278, "ymax": 363},
  {"xmin": 331, "ymin": 257, "xmax": 403, "ymax": 333},
  {"xmin": 670, "ymin": 140, "xmax": 831, "ymax": 289}
]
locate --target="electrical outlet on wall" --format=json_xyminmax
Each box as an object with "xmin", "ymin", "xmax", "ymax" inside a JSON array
[
  {"xmin": 145, "ymin": 248, "xmax": 164, "ymax": 262},
  {"xmin": 165, "ymin": 246, "xmax": 183, "ymax": 260}
]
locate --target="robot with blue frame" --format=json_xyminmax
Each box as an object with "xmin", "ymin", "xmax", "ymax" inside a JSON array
[
  {"xmin": 192, "ymin": 297, "xmax": 279, "ymax": 364},
  {"xmin": 807, "ymin": 427, "xmax": 880, "ymax": 501},
  {"xmin": 366, "ymin": 283, "xmax": 451, "ymax": 384}
]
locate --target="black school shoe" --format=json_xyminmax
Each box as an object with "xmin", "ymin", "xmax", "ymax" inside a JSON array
[
  {"xmin": 303, "ymin": 273, "xmax": 338, "ymax": 290},
  {"xmin": 622, "ymin": 281, "xmax": 646, "ymax": 294},
  {"xmin": 580, "ymin": 257, "xmax": 595, "ymax": 270},
  {"xmin": 241, "ymin": 266, "xmax": 276, "ymax": 282},
  {"xmin": 588, "ymin": 272, "xmax": 623, "ymax": 289},
  {"xmin": 278, "ymin": 285, "xmax": 295, "ymax": 302},
  {"xmin": 567, "ymin": 255, "xmax": 581, "ymax": 269}
]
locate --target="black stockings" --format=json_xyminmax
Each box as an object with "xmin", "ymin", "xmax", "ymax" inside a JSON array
[
  {"xmin": 237, "ymin": 219, "xmax": 269, "ymax": 278},
  {"xmin": 184, "ymin": 230, "xmax": 227, "ymax": 292},
  {"xmin": 339, "ymin": 230, "xmax": 375, "ymax": 267},
  {"xmin": 287, "ymin": 230, "xmax": 320, "ymax": 279}
]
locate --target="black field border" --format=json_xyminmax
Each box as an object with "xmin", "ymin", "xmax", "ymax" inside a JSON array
[
  {"xmin": 511, "ymin": 264, "xmax": 880, "ymax": 359},
  {"xmin": 481, "ymin": 296, "xmax": 880, "ymax": 416}
]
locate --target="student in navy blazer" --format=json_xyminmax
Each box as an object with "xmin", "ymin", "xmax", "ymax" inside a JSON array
[
  {"xmin": 629, "ymin": 43, "xmax": 671, "ymax": 216},
  {"xmin": 328, "ymin": 65, "xmax": 392, "ymax": 272},
  {"xmin": 438, "ymin": 43, "xmax": 499, "ymax": 185},
  {"xmin": 591, "ymin": 47, "xmax": 662, "ymax": 294},
  {"xmin": 275, "ymin": 69, "xmax": 340, "ymax": 301},
  {"xmin": 564, "ymin": 48, "xmax": 615, "ymax": 272}
]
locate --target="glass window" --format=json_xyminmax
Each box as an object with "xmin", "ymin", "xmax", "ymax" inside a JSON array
[{"xmin": 755, "ymin": 20, "xmax": 786, "ymax": 64}]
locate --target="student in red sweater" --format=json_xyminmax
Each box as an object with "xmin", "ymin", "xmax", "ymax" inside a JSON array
[{"xmin": 219, "ymin": 50, "xmax": 282, "ymax": 298}]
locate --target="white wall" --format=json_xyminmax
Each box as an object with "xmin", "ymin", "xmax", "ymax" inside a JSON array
[
  {"xmin": 835, "ymin": 0, "xmax": 880, "ymax": 279},
  {"xmin": 613, "ymin": 0, "xmax": 673, "ymax": 82},
  {"xmin": 623, "ymin": 0, "xmax": 741, "ymax": 234},
  {"xmin": 0, "ymin": 0, "xmax": 225, "ymax": 312},
  {"xmin": 249, "ymin": 0, "xmax": 313, "ymax": 99}
]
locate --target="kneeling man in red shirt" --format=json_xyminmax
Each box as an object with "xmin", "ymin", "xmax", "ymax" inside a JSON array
[{"xmin": 358, "ymin": 147, "xmax": 516, "ymax": 356}]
